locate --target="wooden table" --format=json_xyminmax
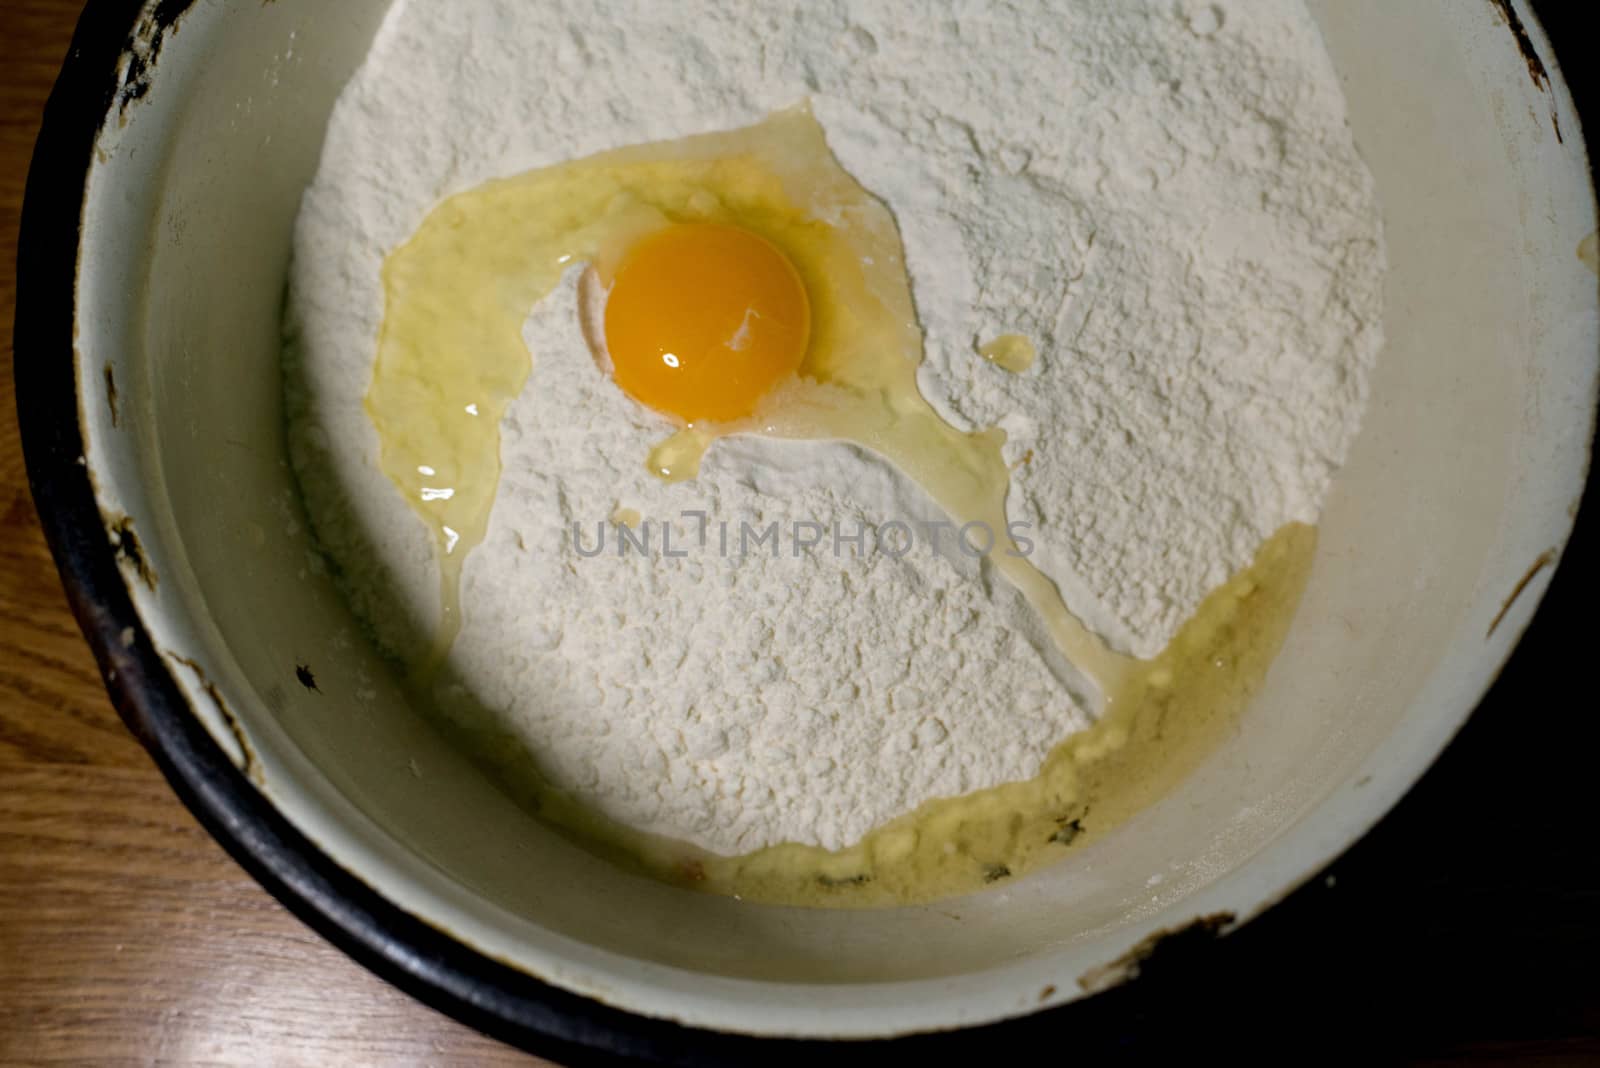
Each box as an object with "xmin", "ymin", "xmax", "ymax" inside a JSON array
[
  {"xmin": 3, "ymin": 2, "xmax": 1597, "ymax": 1065},
  {"xmin": 0, "ymin": 3, "xmax": 535, "ymax": 1063}
]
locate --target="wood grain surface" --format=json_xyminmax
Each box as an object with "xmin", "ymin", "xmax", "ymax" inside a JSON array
[{"xmin": 0, "ymin": 3, "xmax": 535, "ymax": 1063}]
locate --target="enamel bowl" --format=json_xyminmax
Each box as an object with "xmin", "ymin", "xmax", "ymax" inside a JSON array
[{"xmin": 17, "ymin": 0, "xmax": 1597, "ymax": 1059}]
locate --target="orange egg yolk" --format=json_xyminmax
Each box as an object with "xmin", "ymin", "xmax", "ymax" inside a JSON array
[{"xmin": 603, "ymin": 223, "xmax": 811, "ymax": 425}]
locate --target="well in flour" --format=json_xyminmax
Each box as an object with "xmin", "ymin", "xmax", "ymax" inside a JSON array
[{"xmin": 285, "ymin": 0, "xmax": 1385, "ymax": 855}]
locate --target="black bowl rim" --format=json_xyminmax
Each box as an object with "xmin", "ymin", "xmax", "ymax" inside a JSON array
[{"xmin": 12, "ymin": 1, "xmax": 1597, "ymax": 1064}]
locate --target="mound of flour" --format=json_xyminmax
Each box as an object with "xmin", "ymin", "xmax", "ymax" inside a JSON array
[{"xmin": 285, "ymin": 0, "xmax": 1384, "ymax": 853}]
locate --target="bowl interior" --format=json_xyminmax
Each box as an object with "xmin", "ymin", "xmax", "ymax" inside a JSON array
[{"xmin": 64, "ymin": 0, "xmax": 1596, "ymax": 1039}]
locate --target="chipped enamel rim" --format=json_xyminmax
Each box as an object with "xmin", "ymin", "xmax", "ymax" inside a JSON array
[{"xmin": 14, "ymin": 0, "xmax": 1598, "ymax": 1060}]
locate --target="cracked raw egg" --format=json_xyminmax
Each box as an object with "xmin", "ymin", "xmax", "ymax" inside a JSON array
[{"xmin": 367, "ymin": 106, "xmax": 1123, "ymax": 695}]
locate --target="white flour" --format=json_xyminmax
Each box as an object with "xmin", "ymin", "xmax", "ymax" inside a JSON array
[{"xmin": 285, "ymin": 0, "xmax": 1385, "ymax": 853}]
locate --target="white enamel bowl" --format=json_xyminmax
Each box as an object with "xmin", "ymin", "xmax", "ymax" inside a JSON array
[{"xmin": 16, "ymin": 0, "xmax": 1596, "ymax": 1059}]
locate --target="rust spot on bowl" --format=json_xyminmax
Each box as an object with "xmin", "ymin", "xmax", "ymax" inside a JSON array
[
  {"xmin": 106, "ymin": 513, "xmax": 157, "ymax": 591},
  {"xmin": 1078, "ymin": 912, "xmax": 1236, "ymax": 994},
  {"xmin": 168, "ymin": 653, "xmax": 261, "ymax": 784},
  {"xmin": 113, "ymin": 1, "xmax": 192, "ymax": 123},
  {"xmin": 1485, "ymin": 548, "xmax": 1557, "ymax": 638},
  {"xmin": 1487, "ymin": 0, "xmax": 1563, "ymax": 143},
  {"xmin": 1579, "ymin": 232, "xmax": 1599, "ymax": 276},
  {"xmin": 103, "ymin": 364, "xmax": 119, "ymax": 428}
]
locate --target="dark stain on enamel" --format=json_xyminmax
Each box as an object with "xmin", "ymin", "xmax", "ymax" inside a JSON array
[{"xmin": 1487, "ymin": 0, "xmax": 1564, "ymax": 143}]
